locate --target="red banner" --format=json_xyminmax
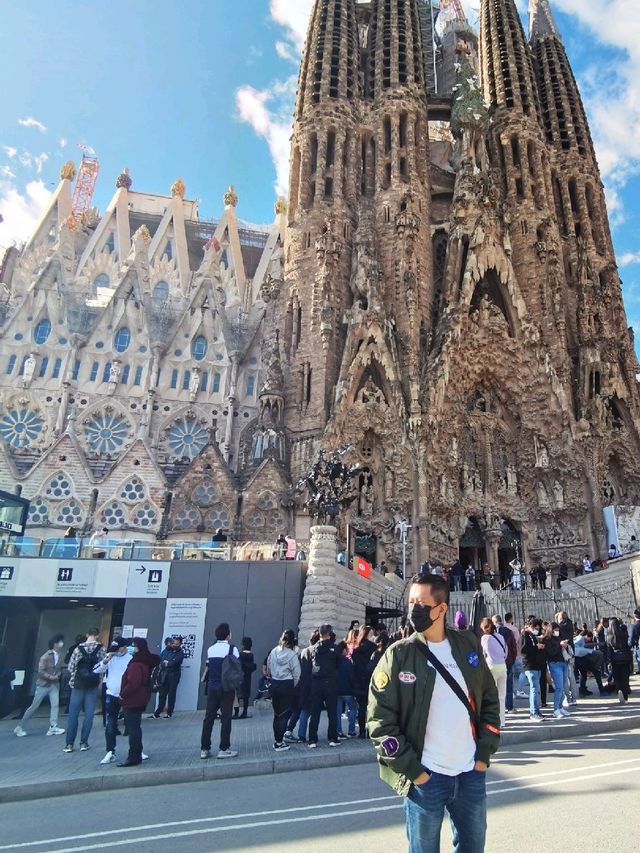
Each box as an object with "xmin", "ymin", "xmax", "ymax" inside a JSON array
[{"xmin": 356, "ymin": 556, "xmax": 372, "ymax": 579}]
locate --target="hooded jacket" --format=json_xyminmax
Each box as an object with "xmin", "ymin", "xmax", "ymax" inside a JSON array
[
  {"xmin": 267, "ymin": 646, "xmax": 301, "ymax": 684},
  {"xmin": 93, "ymin": 651, "xmax": 133, "ymax": 697},
  {"xmin": 120, "ymin": 641, "xmax": 160, "ymax": 709}
]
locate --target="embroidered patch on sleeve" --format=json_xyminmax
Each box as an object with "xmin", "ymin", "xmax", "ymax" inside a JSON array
[
  {"xmin": 398, "ymin": 671, "xmax": 417, "ymax": 684},
  {"xmin": 374, "ymin": 671, "xmax": 390, "ymax": 690},
  {"xmin": 381, "ymin": 736, "xmax": 400, "ymax": 757},
  {"xmin": 466, "ymin": 651, "xmax": 480, "ymax": 668}
]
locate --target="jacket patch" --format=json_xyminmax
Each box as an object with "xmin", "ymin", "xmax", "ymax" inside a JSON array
[
  {"xmin": 398, "ymin": 671, "xmax": 416, "ymax": 684},
  {"xmin": 381, "ymin": 736, "xmax": 400, "ymax": 757},
  {"xmin": 485, "ymin": 723, "xmax": 500, "ymax": 735},
  {"xmin": 466, "ymin": 651, "xmax": 480, "ymax": 668},
  {"xmin": 374, "ymin": 671, "xmax": 390, "ymax": 690}
]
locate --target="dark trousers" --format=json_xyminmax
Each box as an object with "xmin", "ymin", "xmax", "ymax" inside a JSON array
[
  {"xmin": 200, "ymin": 688, "xmax": 234, "ymax": 751},
  {"xmin": 611, "ymin": 662, "xmax": 631, "ymax": 700},
  {"xmin": 354, "ymin": 692, "xmax": 368, "ymax": 734},
  {"xmin": 122, "ymin": 707, "xmax": 144, "ymax": 764},
  {"xmin": 105, "ymin": 695, "xmax": 121, "ymax": 753},
  {"xmin": 155, "ymin": 674, "xmax": 180, "ymax": 717},
  {"xmin": 540, "ymin": 666, "xmax": 548, "ymax": 706},
  {"xmin": 308, "ymin": 679, "xmax": 338, "ymax": 744},
  {"xmin": 577, "ymin": 656, "xmax": 604, "ymax": 692},
  {"xmin": 271, "ymin": 679, "xmax": 295, "ymax": 744}
]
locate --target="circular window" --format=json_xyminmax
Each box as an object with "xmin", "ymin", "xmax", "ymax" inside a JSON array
[
  {"xmin": 191, "ymin": 336, "xmax": 208, "ymax": 361},
  {"xmin": 153, "ymin": 281, "xmax": 169, "ymax": 301},
  {"xmin": 0, "ymin": 408, "xmax": 44, "ymax": 448},
  {"xmin": 114, "ymin": 327, "xmax": 131, "ymax": 353},
  {"xmin": 34, "ymin": 319, "xmax": 51, "ymax": 345}
]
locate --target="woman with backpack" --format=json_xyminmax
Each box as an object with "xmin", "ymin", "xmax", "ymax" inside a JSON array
[
  {"xmin": 117, "ymin": 638, "xmax": 160, "ymax": 767},
  {"xmin": 480, "ymin": 617, "xmax": 508, "ymax": 727},
  {"xmin": 64, "ymin": 628, "xmax": 106, "ymax": 753},
  {"xmin": 267, "ymin": 629, "xmax": 301, "ymax": 752},
  {"xmin": 608, "ymin": 618, "xmax": 633, "ymax": 703}
]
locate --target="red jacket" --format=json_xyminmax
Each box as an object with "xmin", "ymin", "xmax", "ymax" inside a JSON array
[{"xmin": 120, "ymin": 649, "xmax": 160, "ymax": 709}]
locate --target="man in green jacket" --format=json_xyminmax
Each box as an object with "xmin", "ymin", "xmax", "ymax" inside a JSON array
[{"xmin": 368, "ymin": 573, "xmax": 501, "ymax": 852}]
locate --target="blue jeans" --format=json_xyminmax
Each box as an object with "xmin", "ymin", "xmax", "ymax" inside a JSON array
[
  {"xmin": 505, "ymin": 664, "xmax": 514, "ymax": 711},
  {"xmin": 66, "ymin": 687, "xmax": 99, "ymax": 747},
  {"xmin": 548, "ymin": 662, "xmax": 567, "ymax": 713},
  {"xmin": 524, "ymin": 670, "xmax": 541, "ymax": 716},
  {"xmin": 635, "ymin": 648, "xmax": 640, "ymax": 674},
  {"xmin": 405, "ymin": 769, "xmax": 487, "ymax": 853},
  {"xmin": 297, "ymin": 707, "xmax": 310, "ymax": 739},
  {"xmin": 336, "ymin": 695, "xmax": 357, "ymax": 736}
]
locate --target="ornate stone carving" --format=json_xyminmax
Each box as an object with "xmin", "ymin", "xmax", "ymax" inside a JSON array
[
  {"xmin": 224, "ymin": 185, "xmax": 238, "ymax": 207},
  {"xmin": 116, "ymin": 167, "xmax": 132, "ymax": 190},
  {"xmin": 171, "ymin": 178, "xmax": 186, "ymax": 199},
  {"xmin": 60, "ymin": 161, "xmax": 76, "ymax": 181}
]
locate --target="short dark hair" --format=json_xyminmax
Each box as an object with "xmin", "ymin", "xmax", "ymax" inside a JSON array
[
  {"xmin": 309, "ymin": 629, "xmax": 321, "ymax": 645},
  {"xmin": 336, "ymin": 640, "xmax": 348, "ymax": 654},
  {"xmin": 215, "ymin": 622, "xmax": 231, "ymax": 641},
  {"xmin": 87, "ymin": 628, "xmax": 100, "ymax": 638},
  {"xmin": 634, "ymin": 609, "xmax": 640, "ymax": 620},
  {"xmin": 527, "ymin": 616, "xmax": 542, "ymax": 629},
  {"xmin": 319, "ymin": 624, "xmax": 333, "ymax": 638},
  {"xmin": 410, "ymin": 573, "xmax": 449, "ymax": 605},
  {"xmin": 242, "ymin": 636, "xmax": 253, "ymax": 650},
  {"xmin": 504, "ymin": 612, "xmax": 513, "ymax": 622},
  {"xmin": 48, "ymin": 634, "xmax": 64, "ymax": 649}
]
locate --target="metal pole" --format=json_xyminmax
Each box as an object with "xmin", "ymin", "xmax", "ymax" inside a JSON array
[{"xmin": 402, "ymin": 529, "xmax": 407, "ymax": 582}]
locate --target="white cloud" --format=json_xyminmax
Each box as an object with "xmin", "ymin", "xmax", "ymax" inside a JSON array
[
  {"xmin": 59, "ymin": 138, "xmax": 68, "ymax": 149},
  {"xmin": 18, "ymin": 116, "xmax": 47, "ymax": 133},
  {"xmin": 269, "ymin": 0, "xmax": 314, "ymax": 52},
  {"xmin": 1, "ymin": 166, "xmax": 16, "ymax": 179},
  {"xmin": 619, "ymin": 252, "xmax": 640, "ymax": 267},
  {"xmin": 17, "ymin": 150, "xmax": 50, "ymax": 174},
  {"xmin": 3, "ymin": 146, "xmax": 17, "ymax": 159},
  {"xmin": 34, "ymin": 153, "xmax": 49, "ymax": 174},
  {"xmin": 0, "ymin": 179, "xmax": 52, "ymax": 247}
]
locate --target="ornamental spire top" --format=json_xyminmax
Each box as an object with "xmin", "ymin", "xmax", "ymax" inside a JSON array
[{"xmin": 529, "ymin": 0, "xmax": 561, "ymax": 41}]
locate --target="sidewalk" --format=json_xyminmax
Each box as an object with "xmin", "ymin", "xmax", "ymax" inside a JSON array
[{"xmin": 1, "ymin": 677, "xmax": 638, "ymax": 803}]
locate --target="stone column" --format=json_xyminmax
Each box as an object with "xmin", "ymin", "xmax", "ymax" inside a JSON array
[{"xmin": 298, "ymin": 525, "xmax": 338, "ymax": 641}]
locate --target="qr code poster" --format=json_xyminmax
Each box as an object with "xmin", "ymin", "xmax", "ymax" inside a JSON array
[
  {"xmin": 174, "ymin": 634, "xmax": 197, "ymax": 660},
  {"xmin": 161, "ymin": 599, "xmax": 207, "ymax": 710}
]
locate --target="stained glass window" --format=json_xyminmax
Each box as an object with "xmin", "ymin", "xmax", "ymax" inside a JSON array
[
  {"xmin": 0, "ymin": 408, "xmax": 44, "ymax": 448},
  {"xmin": 167, "ymin": 417, "xmax": 208, "ymax": 459},
  {"xmin": 84, "ymin": 412, "xmax": 128, "ymax": 454}
]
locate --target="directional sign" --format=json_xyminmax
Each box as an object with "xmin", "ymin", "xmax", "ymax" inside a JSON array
[{"xmin": 126, "ymin": 561, "xmax": 170, "ymax": 598}]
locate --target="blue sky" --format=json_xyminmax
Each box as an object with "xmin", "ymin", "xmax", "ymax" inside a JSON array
[{"xmin": 1, "ymin": 0, "xmax": 639, "ymax": 341}]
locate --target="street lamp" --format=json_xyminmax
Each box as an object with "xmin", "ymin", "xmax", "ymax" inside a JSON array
[{"xmin": 395, "ymin": 519, "xmax": 411, "ymax": 581}]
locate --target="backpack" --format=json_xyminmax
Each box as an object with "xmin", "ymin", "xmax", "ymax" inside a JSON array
[
  {"xmin": 74, "ymin": 645, "xmax": 102, "ymax": 689},
  {"xmin": 499, "ymin": 627, "xmax": 518, "ymax": 667},
  {"xmin": 150, "ymin": 662, "xmax": 167, "ymax": 693},
  {"xmin": 220, "ymin": 646, "xmax": 244, "ymax": 692}
]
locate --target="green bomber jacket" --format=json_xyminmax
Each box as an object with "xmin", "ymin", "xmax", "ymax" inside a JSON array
[{"xmin": 367, "ymin": 628, "xmax": 501, "ymax": 796}]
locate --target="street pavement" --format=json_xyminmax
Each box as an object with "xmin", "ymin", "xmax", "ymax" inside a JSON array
[
  {"xmin": 0, "ymin": 674, "xmax": 638, "ymax": 802},
  {"xmin": 0, "ymin": 727, "xmax": 638, "ymax": 852}
]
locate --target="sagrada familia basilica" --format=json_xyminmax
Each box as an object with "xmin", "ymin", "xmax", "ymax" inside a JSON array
[{"xmin": 1, "ymin": 0, "xmax": 639, "ymax": 574}]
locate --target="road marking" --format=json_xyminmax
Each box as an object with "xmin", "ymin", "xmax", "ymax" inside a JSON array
[
  {"xmin": 0, "ymin": 796, "xmax": 398, "ymax": 850},
  {"xmin": 4, "ymin": 757, "xmax": 640, "ymax": 852}
]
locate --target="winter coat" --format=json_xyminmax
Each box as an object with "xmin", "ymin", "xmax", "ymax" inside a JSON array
[
  {"xmin": 120, "ymin": 649, "xmax": 161, "ymax": 710},
  {"xmin": 310, "ymin": 639, "xmax": 339, "ymax": 681},
  {"xmin": 267, "ymin": 646, "xmax": 301, "ymax": 684},
  {"xmin": 36, "ymin": 649, "xmax": 63, "ymax": 688},
  {"xmin": 160, "ymin": 647, "xmax": 184, "ymax": 680},
  {"xmin": 352, "ymin": 639, "xmax": 376, "ymax": 694},
  {"xmin": 337, "ymin": 655, "xmax": 354, "ymax": 695},
  {"xmin": 521, "ymin": 631, "xmax": 547, "ymax": 671}
]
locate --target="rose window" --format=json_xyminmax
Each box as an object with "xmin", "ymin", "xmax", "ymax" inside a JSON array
[
  {"xmin": 173, "ymin": 507, "xmax": 201, "ymax": 531},
  {"xmin": 265, "ymin": 513, "xmax": 285, "ymax": 536},
  {"xmin": 28, "ymin": 499, "xmax": 49, "ymax": 526},
  {"xmin": 84, "ymin": 413, "xmax": 129, "ymax": 454},
  {"xmin": 167, "ymin": 418, "xmax": 208, "ymax": 459},
  {"xmin": 192, "ymin": 482, "xmax": 218, "ymax": 507},
  {"xmin": 120, "ymin": 477, "xmax": 146, "ymax": 502},
  {"xmin": 56, "ymin": 500, "xmax": 83, "ymax": 525},
  {"xmin": 257, "ymin": 492, "xmax": 277, "ymax": 511},
  {"xmin": 101, "ymin": 501, "xmax": 126, "ymax": 527},
  {"xmin": 0, "ymin": 408, "xmax": 44, "ymax": 448},
  {"xmin": 204, "ymin": 507, "xmax": 229, "ymax": 531},
  {"xmin": 132, "ymin": 502, "xmax": 158, "ymax": 528},
  {"xmin": 45, "ymin": 472, "xmax": 72, "ymax": 499},
  {"xmin": 245, "ymin": 511, "xmax": 265, "ymax": 529}
]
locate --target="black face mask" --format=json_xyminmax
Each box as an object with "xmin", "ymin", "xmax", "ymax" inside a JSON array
[{"xmin": 408, "ymin": 603, "xmax": 438, "ymax": 634}]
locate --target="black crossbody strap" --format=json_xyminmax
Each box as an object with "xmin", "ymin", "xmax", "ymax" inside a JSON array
[{"xmin": 412, "ymin": 637, "xmax": 479, "ymax": 735}]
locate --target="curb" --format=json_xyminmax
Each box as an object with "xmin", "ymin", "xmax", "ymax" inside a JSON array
[{"xmin": 1, "ymin": 713, "xmax": 638, "ymax": 804}]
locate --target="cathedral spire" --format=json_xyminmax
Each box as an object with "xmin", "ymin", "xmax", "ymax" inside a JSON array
[
  {"xmin": 367, "ymin": 0, "xmax": 426, "ymax": 98},
  {"xmin": 529, "ymin": 0, "xmax": 560, "ymax": 41}
]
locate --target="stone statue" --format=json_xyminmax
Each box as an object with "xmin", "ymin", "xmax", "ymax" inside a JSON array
[
  {"xmin": 360, "ymin": 477, "xmax": 374, "ymax": 516},
  {"xmin": 536, "ymin": 481, "xmax": 550, "ymax": 508},
  {"xmin": 506, "ymin": 465, "xmax": 517, "ymax": 495},
  {"xmin": 189, "ymin": 370, "xmax": 201, "ymax": 400},
  {"xmin": 22, "ymin": 353, "xmax": 36, "ymax": 387},
  {"xmin": 553, "ymin": 480, "xmax": 564, "ymax": 509},
  {"xmin": 108, "ymin": 362, "xmax": 121, "ymax": 384},
  {"xmin": 535, "ymin": 437, "xmax": 549, "ymax": 468}
]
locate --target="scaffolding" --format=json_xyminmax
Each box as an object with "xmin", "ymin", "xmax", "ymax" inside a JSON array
[
  {"xmin": 71, "ymin": 154, "xmax": 100, "ymax": 220},
  {"xmin": 437, "ymin": 0, "xmax": 468, "ymax": 29}
]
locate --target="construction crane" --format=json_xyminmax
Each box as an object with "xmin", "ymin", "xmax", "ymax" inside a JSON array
[{"xmin": 71, "ymin": 153, "xmax": 100, "ymax": 221}]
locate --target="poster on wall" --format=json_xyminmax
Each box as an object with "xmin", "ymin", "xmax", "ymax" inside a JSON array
[
  {"xmin": 161, "ymin": 598, "xmax": 207, "ymax": 711},
  {"xmin": 0, "ymin": 560, "xmax": 18, "ymax": 595}
]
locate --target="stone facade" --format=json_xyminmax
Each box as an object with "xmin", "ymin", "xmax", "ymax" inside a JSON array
[{"xmin": 1, "ymin": 0, "xmax": 639, "ymax": 572}]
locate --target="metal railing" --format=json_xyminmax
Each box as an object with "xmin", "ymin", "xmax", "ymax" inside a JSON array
[{"xmin": 0, "ymin": 536, "xmax": 233, "ymax": 562}]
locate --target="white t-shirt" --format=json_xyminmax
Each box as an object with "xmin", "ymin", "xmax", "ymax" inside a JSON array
[{"xmin": 421, "ymin": 638, "xmax": 476, "ymax": 776}]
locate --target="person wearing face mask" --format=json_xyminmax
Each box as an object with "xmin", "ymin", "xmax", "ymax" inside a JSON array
[
  {"xmin": 117, "ymin": 639, "xmax": 160, "ymax": 767},
  {"xmin": 520, "ymin": 618, "xmax": 546, "ymax": 722},
  {"xmin": 14, "ymin": 635, "xmax": 66, "ymax": 738},
  {"xmin": 368, "ymin": 573, "xmax": 500, "ymax": 853},
  {"xmin": 542, "ymin": 623, "xmax": 571, "ymax": 718},
  {"xmin": 92, "ymin": 637, "xmax": 133, "ymax": 765}
]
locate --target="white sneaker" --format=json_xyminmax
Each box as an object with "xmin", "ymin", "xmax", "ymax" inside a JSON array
[
  {"xmin": 100, "ymin": 751, "xmax": 116, "ymax": 765},
  {"xmin": 14, "ymin": 726, "xmax": 27, "ymax": 738},
  {"xmin": 217, "ymin": 748, "xmax": 238, "ymax": 759},
  {"xmin": 560, "ymin": 708, "xmax": 571, "ymax": 717},
  {"xmin": 516, "ymin": 691, "xmax": 527, "ymax": 698},
  {"xmin": 553, "ymin": 710, "xmax": 565, "ymax": 718},
  {"xmin": 142, "ymin": 753, "xmax": 149, "ymax": 761},
  {"xmin": 308, "ymin": 742, "xmax": 318, "ymax": 749},
  {"xmin": 328, "ymin": 740, "xmax": 341, "ymax": 747},
  {"xmin": 47, "ymin": 725, "xmax": 65, "ymax": 736},
  {"xmin": 530, "ymin": 715, "xmax": 544, "ymax": 723}
]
